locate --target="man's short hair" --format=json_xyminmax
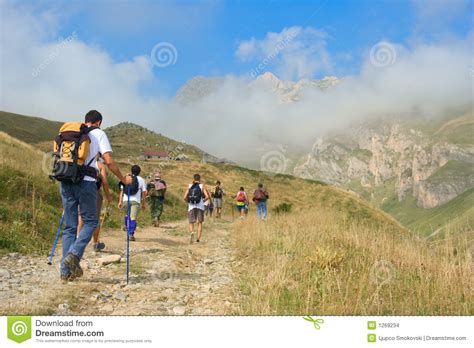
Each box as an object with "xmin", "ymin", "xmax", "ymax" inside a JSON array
[
  {"xmin": 258, "ymin": 183, "xmax": 263, "ymax": 188},
  {"xmin": 131, "ymin": 165, "xmax": 141, "ymax": 176},
  {"xmin": 193, "ymin": 173, "xmax": 201, "ymax": 182},
  {"xmin": 240, "ymin": 186, "xmax": 244, "ymax": 191},
  {"xmin": 216, "ymin": 180, "xmax": 221, "ymax": 185},
  {"xmin": 85, "ymin": 110, "xmax": 103, "ymax": 124}
]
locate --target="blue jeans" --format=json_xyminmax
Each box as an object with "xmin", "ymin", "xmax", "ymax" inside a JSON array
[
  {"xmin": 257, "ymin": 201, "xmax": 267, "ymax": 219},
  {"xmin": 60, "ymin": 181, "xmax": 98, "ymax": 276}
]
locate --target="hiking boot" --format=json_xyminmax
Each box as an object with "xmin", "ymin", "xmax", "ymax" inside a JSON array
[
  {"xmin": 189, "ymin": 232, "xmax": 195, "ymax": 244},
  {"xmin": 129, "ymin": 235, "xmax": 136, "ymax": 242},
  {"xmin": 93, "ymin": 242, "xmax": 106, "ymax": 252},
  {"xmin": 63, "ymin": 253, "xmax": 83, "ymax": 279},
  {"xmin": 60, "ymin": 274, "xmax": 73, "ymax": 282}
]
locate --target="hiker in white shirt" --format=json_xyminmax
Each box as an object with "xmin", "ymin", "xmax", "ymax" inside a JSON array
[
  {"xmin": 183, "ymin": 173, "xmax": 211, "ymax": 244},
  {"xmin": 118, "ymin": 165, "xmax": 147, "ymax": 241}
]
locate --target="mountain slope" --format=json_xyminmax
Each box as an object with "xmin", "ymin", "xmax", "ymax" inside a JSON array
[
  {"xmin": 1, "ymin": 125, "xmax": 471, "ymax": 316},
  {"xmin": 0, "ymin": 111, "xmax": 222, "ymax": 162},
  {"xmin": 293, "ymin": 113, "xmax": 474, "ymax": 234},
  {"xmin": 0, "ymin": 120, "xmax": 406, "ymax": 256},
  {"xmin": 0, "ymin": 111, "xmax": 62, "ymax": 145},
  {"xmin": 104, "ymin": 122, "xmax": 212, "ymax": 162}
]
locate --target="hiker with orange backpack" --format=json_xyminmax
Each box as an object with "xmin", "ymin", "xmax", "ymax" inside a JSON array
[
  {"xmin": 253, "ymin": 183, "xmax": 269, "ymax": 220},
  {"xmin": 118, "ymin": 165, "xmax": 147, "ymax": 241},
  {"xmin": 232, "ymin": 187, "xmax": 249, "ymax": 219},
  {"xmin": 51, "ymin": 110, "xmax": 131, "ymax": 281}
]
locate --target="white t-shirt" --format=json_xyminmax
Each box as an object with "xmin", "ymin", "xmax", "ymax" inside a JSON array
[
  {"xmin": 122, "ymin": 176, "xmax": 147, "ymax": 204},
  {"xmin": 84, "ymin": 128, "xmax": 113, "ymax": 182},
  {"xmin": 188, "ymin": 183, "xmax": 205, "ymax": 211}
]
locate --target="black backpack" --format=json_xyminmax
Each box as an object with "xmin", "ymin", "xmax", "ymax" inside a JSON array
[
  {"xmin": 188, "ymin": 183, "xmax": 202, "ymax": 204},
  {"xmin": 120, "ymin": 175, "xmax": 140, "ymax": 196},
  {"xmin": 213, "ymin": 187, "xmax": 223, "ymax": 198}
]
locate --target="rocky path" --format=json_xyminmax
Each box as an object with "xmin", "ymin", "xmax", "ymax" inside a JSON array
[{"xmin": 0, "ymin": 218, "xmax": 240, "ymax": 315}]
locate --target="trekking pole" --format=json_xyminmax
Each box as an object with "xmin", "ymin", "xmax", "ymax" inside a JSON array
[
  {"xmin": 126, "ymin": 185, "xmax": 131, "ymax": 284},
  {"xmin": 47, "ymin": 210, "xmax": 65, "ymax": 265},
  {"xmin": 99, "ymin": 200, "xmax": 109, "ymax": 228}
]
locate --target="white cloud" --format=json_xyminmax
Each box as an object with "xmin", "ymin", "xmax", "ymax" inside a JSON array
[
  {"xmin": 0, "ymin": 2, "xmax": 471, "ymax": 167},
  {"xmin": 0, "ymin": 1, "xmax": 160, "ymax": 125},
  {"xmin": 236, "ymin": 26, "xmax": 332, "ymax": 80}
]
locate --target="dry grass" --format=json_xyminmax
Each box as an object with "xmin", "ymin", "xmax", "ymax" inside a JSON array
[{"xmin": 233, "ymin": 211, "xmax": 473, "ymax": 315}]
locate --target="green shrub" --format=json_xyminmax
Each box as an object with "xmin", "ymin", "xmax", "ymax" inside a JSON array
[{"xmin": 273, "ymin": 202, "xmax": 293, "ymax": 214}]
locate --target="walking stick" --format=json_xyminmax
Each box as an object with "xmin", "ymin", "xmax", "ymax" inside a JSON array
[
  {"xmin": 99, "ymin": 200, "xmax": 109, "ymax": 228},
  {"xmin": 126, "ymin": 185, "xmax": 131, "ymax": 284},
  {"xmin": 47, "ymin": 210, "xmax": 65, "ymax": 265}
]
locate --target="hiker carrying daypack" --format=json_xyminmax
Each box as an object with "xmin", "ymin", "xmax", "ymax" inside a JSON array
[
  {"xmin": 236, "ymin": 191, "xmax": 247, "ymax": 202},
  {"xmin": 253, "ymin": 183, "xmax": 269, "ymax": 220},
  {"xmin": 147, "ymin": 171, "xmax": 167, "ymax": 227},
  {"xmin": 50, "ymin": 122, "xmax": 99, "ymax": 183},
  {"xmin": 188, "ymin": 183, "xmax": 203, "ymax": 204},
  {"xmin": 253, "ymin": 187, "xmax": 269, "ymax": 202},
  {"xmin": 184, "ymin": 174, "xmax": 212, "ymax": 244},
  {"xmin": 118, "ymin": 165, "xmax": 147, "ymax": 241},
  {"xmin": 212, "ymin": 186, "xmax": 223, "ymax": 199},
  {"xmin": 147, "ymin": 178, "xmax": 167, "ymax": 198},
  {"xmin": 120, "ymin": 175, "xmax": 140, "ymax": 196}
]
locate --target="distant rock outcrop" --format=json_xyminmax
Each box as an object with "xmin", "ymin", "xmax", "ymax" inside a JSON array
[{"xmin": 294, "ymin": 116, "xmax": 474, "ymax": 208}]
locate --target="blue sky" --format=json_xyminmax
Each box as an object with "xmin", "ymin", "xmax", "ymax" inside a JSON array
[
  {"xmin": 1, "ymin": 0, "xmax": 472, "ymax": 160},
  {"xmin": 22, "ymin": 0, "xmax": 472, "ymax": 96}
]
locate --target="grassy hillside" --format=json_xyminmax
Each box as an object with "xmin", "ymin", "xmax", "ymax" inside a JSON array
[
  {"xmin": 382, "ymin": 188, "xmax": 474, "ymax": 237},
  {"xmin": 0, "ymin": 111, "xmax": 62, "ymax": 145},
  {"xmin": 104, "ymin": 122, "xmax": 208, "ymax": 162},
  {"xmin": 0, "ymin": 132, "xmax": 63, "ymax": 253},
  {"xmin": 1, "ymin": 128, "xmax": 472, "ymax": 315},
  {"xmin": 0, "ymin": 127, "xmax": 404, "ymax": 255},
  {"xmin": 233, "ymin": 211, "xmax": 472, "ymax": 315}
]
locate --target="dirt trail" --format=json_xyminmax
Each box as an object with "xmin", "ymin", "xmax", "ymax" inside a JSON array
[{"xmin": 0, "ymin": 218, "xmax": 240, "ymax": 315}]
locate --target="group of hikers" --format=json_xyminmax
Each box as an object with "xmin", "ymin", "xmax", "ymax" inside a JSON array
[{"xmin": 52, "ymin": 110, "xmax": 270, "ymax": 281}]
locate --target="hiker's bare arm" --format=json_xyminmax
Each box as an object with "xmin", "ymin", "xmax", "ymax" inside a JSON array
[
  {"xmin": 98, "ymin": 163, "xmax": 112, "ymax": 201},
  {"xmin": 141, "ymin": 191, "xmax": 147, "ymax": 209},
  {"xmin": 118, "ymin": 189, "xmax": 124, "ymax": 209},
  {"xmin": 204, "ymin": 186, "xmax": 211, "ymax": 201},
  {"xmin": 183, "ymin": 188, "xmax": 189, "ymax": 202},
  {"xmin": 102, "ymin": 152, "xmax": 130, "ymax": 184}
]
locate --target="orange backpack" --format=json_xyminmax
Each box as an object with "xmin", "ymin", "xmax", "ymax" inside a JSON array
[{"xmin": 50, "ymin": 122, "xmax": 98, "ymax": 183}]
